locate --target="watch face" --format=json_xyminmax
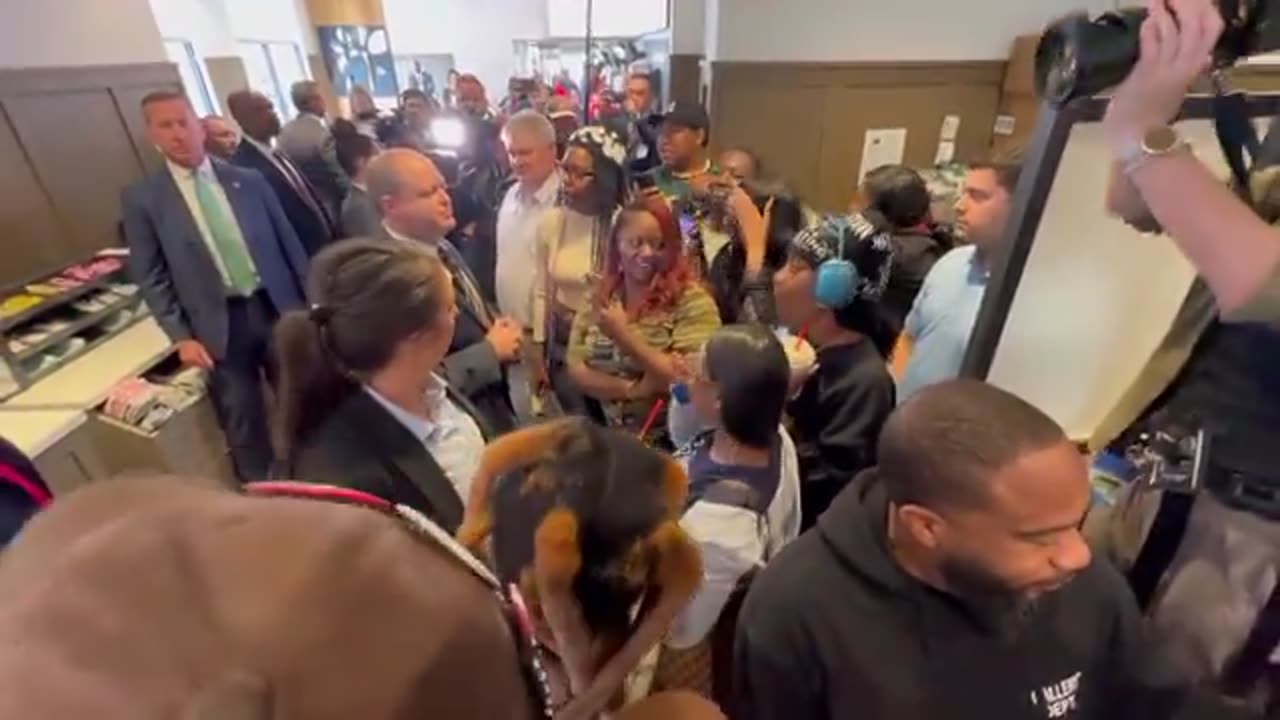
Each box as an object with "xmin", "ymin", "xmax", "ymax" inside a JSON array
[{"xmin": 1143, "ymin": 126, "xmax": 1181, "ymax": 154}]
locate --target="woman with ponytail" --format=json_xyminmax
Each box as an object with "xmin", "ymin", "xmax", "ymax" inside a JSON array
[{"xmin": 272, "ymin": 238, "xmax": 489, "ymax": 532}]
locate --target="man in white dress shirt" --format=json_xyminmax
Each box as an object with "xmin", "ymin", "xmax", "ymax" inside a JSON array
[{"xmin": 496, "ymin": 111, "xmax": 562, "ymax": 421}]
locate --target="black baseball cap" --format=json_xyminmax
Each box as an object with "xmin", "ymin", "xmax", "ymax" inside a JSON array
[{"xmin": 647, "ymin": 101, "xmax": 710, "ymax": 132}]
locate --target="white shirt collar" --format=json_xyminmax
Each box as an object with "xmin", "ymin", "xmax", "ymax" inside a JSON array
[
  {"xmin": 301, "ymin": 112, "xmax": 327, "ymax": 127},
  {"xmin": 165, "ymin": 155, "xmax": 213, "ymax": 183},
  {"xmin": 511, "ymin": 171, "xmax": 561, "ymax": 207},
  {"xmin": 382, "ymin": 221, "xmax": 439, "ymax": 253},
  {"xmin": 363, "ymin": 374, "xmax": 450, "ymax": 444}
]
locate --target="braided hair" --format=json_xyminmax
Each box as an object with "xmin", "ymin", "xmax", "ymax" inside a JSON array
[{"xmin": 790, "ymin": 211, "xmax": 898, "ymax": 357}]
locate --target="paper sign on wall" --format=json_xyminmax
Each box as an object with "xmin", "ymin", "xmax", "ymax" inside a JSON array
[
  {"xmin": 934, "ymin": 140, "xmax": 956, "ymax": 166},
  {"xmin": 858, "ymin": 128, "xmax": 907, "ymax": 183},
  {"xmin": 993, "ymin": 115, "xmax": 1018, "ymax": 136},
  {"xmin": 940, "ymin": 115, "xmax": 961, "ymax": 142}
]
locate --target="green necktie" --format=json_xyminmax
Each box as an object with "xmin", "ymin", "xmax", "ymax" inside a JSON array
[{"xmin": 193, "ymin": 170, "xmax": 257, "ymax": 295}]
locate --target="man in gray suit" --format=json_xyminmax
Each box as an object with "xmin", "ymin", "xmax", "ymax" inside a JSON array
[
  {"xmin": 121, "ymin": 89, "xmax": 309, "ymax": 482},
  {"xmin": 278, "ymin": 80, "xmax": 350, "ymax": 221}
]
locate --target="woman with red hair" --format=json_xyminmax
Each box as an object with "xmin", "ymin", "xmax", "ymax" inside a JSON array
[{"xmin": 566, "ymin": 198, "xmax": 721, "ymax": 446}]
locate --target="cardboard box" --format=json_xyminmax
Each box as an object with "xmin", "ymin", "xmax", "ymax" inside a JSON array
[
  {"xmin": 1002, "ymin": 34, "xmax": 1041, "ymax": 97},
  {"xmin": 88, "ymin": 395, "xmax": 236, "ymax": 487}
]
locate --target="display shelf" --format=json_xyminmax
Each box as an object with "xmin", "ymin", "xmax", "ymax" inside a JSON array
[
  {"xmin": 0, "ymin": 263, "xmax": 124, "ymax": 332},
  {"xmin": 11, "ymin": 296, "xmax": 141, "ymax": 361},
  {"xmin": 13, "ymin": 312, "xmax": 151, "ymax": 393},
  {"xmin": 3, "ymin": 319, "xmax": 172, "ymax": 409},
  {"xmin": 0, "ymin": 251, "xmax": 140, "ymax": 400}
]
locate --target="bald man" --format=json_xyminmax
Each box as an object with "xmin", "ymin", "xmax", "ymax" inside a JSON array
[
  {"xmin": 201, "ymin": 115, "xmax": 239, "ymax": 160},
  {"xmin": 228, "ymin": 89, "xmax": 336, "ymax": 256},
  {"xmin": 365, "ymin": 149, "xmax": 521, "ymax": 433}
]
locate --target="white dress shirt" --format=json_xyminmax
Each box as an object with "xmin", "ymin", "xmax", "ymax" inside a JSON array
[
  {"xmin": 363, "ymin": 374, "xmax": 486, "ymax": 503},
  {"xmin": 496, "ymin": 172, "xmax": 561, "ymax": 328},
  {"xmin": 165, "ymin": 157, "xmax": 259, "ymax": 290}
]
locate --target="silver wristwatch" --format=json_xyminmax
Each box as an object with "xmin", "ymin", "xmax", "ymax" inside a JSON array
[{"xmin": 1119, "ymin": 126, "xmax": 1190, "ymax": 175}]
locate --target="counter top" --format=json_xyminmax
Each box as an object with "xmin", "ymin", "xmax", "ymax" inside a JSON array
[{"xmin": 0, "ymin": 408, "xmax": 85, "ymax": 457}]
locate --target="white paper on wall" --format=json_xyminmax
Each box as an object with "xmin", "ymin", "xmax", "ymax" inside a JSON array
[
  {"xmin": 993, "ymin": 115, "xmax": 1017, "ymax": 136},
  {"xmin": 858, "ymin": 128, "xmax": 907, "ymax": 183},
  {"xmin": 934, "ymin": 140, "xmax": 956, "ymax": 165},
  {"xmin": 940, "ymin": 114, "xmax": 961, "ymax": 141}
]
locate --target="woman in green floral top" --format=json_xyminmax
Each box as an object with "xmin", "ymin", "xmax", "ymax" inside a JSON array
[{"xmin": 567, "ymin": 197, "xmax": 721, "ymax": 445}]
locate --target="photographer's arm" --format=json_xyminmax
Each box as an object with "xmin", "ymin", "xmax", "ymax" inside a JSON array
[
  {"xmin": 1127, "ymin": 152, "xmax": 1280, "ymax": 318},
  {"xmin": 1105, "ymin": 162, "xmax": 1163, "ymax": 233},
  {"xmin": 1099, "ymin": 0, "xmax": 1280, "ymax": 319}
]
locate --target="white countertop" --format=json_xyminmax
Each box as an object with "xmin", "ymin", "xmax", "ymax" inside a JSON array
[
  {"xmin": 0, "ymin": 318, "xmax": 173, "ymax": 457},
  {"xmin": 0, "ymin": 408, "xmax": 86, "ymax": 457}
]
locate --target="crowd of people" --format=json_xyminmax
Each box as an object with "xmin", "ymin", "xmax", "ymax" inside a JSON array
[{"xmin": 0, "ymin": 1, "xmax": 1276, "ymax": 714}]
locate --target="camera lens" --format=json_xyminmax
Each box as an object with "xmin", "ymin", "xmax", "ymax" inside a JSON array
[{"xmin": 1035, "ymin": 10, "xmax": 1146, "ymax": 104}]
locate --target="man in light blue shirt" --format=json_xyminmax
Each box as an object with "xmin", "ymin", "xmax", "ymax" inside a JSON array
[{"xmin": 898, "ymin": 154, "xmax": 1021, "ymax": 402}]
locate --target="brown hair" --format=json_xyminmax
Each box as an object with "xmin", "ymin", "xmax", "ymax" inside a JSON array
[
  {"xmin": 272, "ymin": 238, "xmax": 452, "ymax": 464},
  {"xmin": 969, "ymin": 147, "xmax": 1024, "ymax": 195}
]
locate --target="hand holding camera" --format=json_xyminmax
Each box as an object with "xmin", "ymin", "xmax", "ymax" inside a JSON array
[{"xmin": 1103, "ymin": 0, "xmax": 1225, "ymax": 156}]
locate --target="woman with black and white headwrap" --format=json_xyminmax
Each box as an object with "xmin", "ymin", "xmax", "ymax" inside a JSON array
[
  {"xmin": 531, "ymin": 125, "xmax": 630, "ymax": 417},
  {"xmin": 772, "ymin": 213, "xmax": 898, "ymax": 528}
]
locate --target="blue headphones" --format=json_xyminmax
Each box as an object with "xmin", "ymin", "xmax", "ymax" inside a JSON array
[{"xmin": 812, "ymin": 221, "xmax": 860, "ymax": 310}]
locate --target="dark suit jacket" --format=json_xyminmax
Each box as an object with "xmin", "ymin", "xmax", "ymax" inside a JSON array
[
  {"xmin": 121, "ymin": 159, "xmax": 309, "ymax": 358},
  {"xmin": 292, "ymin": 387, "xmax": 492, "ymax": 533},
  {"xmin": 231, "ymin": 139, "xmax": 335, "ymax": 256},
  {"xmin": 373, "ymin": 226, "xmax": 516, "ymax": 434}
]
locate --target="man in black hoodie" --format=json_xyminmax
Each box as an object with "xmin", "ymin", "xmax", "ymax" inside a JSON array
[{"xmin": 732, "ymin": 379, "xmax": 1256, "ymax": 720}]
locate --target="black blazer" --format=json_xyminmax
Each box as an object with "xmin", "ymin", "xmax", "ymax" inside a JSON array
[
  {"xmin": 231, "ymin": 140, "xmax": 336, "ymax": 256},
  {"xmin": 291, "ymin": 386, "xmax": 492, "ymax": 533}
]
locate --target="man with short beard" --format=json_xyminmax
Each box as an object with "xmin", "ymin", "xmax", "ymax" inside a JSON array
[{"xmin": 731, "ymin": 379, "xmax": 1256, "ymax": 720}]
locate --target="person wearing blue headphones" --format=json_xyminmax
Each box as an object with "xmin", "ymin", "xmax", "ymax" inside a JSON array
[{"xmin": 772, "ymin": 213, "xmax": 898, "ymax": 529}]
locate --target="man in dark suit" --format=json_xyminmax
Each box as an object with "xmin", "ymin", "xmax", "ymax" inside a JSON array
[
  {"xmin": 226, "ymin": 90, "xmax": 336, "ymax": 256},
  {"xmin": 121, "ymin": 89, "xmax": 309, "ymax": 482},
  {"xmin": 364, "ymin": 148, "xmax": 522, "ymax": 434}
]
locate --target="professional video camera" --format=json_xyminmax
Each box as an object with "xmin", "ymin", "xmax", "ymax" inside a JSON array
[{"xmin": 1036, "ymin": 1, "xmax": 1280, "ymax": 104}]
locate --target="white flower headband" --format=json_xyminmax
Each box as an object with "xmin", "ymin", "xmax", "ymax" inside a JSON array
[{"xmin": 568, "ymin": 125, "xmax": 628, "ymax": 168}]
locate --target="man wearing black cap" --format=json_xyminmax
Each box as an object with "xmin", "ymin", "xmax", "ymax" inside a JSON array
[{"xmin": 640, "ymin": 101, "xmax": 733, "ymax": 269}]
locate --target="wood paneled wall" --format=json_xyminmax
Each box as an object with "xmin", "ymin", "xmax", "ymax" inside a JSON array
[
  {"xmin": 0, "ymin": 63, "xmax": 180, "ymax": 289},
  {"xmin": 709, "ymin": 61, "xmax": 1006, "ymax": 211}
]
